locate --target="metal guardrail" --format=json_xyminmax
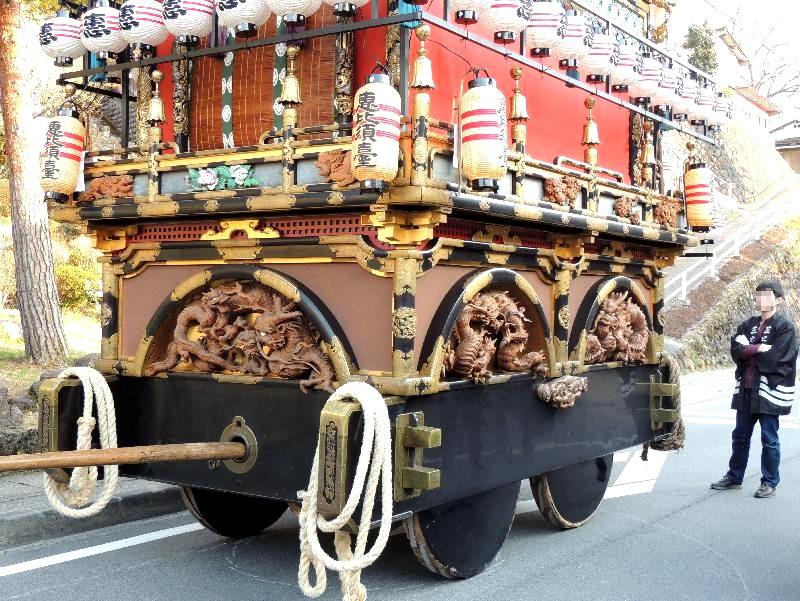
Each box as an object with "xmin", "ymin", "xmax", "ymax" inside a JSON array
[{"xmin": 664, "ymin": 176, "xmax": 800, "ymax": 306}]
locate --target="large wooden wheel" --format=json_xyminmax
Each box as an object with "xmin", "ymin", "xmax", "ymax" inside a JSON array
[
  {"xmin": 180, "ymin": 486, "xmax": 287, "ymax": 538},
  {"xmin": 530, "ymin": 454, "xmax": 613, "ymax": 529},
  {"xmin": 404, "ymin": 480, "xmax": 520, "ymax": 579}
]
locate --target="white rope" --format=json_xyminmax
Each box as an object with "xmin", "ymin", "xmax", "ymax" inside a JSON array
[
  {"xmin": 43, "ymin": 367, "xmax": 119, "ymax": 518},
  {"xmin": 297, "ymin": 382, "xmax": 393, "ymax": 601}
]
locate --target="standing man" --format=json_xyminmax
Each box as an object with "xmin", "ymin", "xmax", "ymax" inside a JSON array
[{"xmin": 711, "ymin": 280, "xmax": 798, "ymax": 498}]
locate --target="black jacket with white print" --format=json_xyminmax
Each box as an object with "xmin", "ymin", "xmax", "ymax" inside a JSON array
[{"xmin": 731, "ymin": 313, "xmax": 798, "ymax": 415}]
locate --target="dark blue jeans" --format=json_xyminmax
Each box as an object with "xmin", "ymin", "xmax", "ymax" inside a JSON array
[{"xmin": 725, "ymin": 403, "xmax": 781, "ymax": 487}]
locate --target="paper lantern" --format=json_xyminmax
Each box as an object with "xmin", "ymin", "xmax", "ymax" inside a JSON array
[
  {"xmin": 674, "ymin": 74, "xmax": 698, "ymax": 120},
  {"xmin": 584, "ymin": 31, "xmax": 615, "ymax": 80},
  {"xmin": 120, "ymin": 0, "xmax": 168, "ymax": 54},
  {"xmin": 216, "ymin": 0, "xmax": 271, "ymax": 37},
  {"xmin": 41, "ymin": 105, "xmax": 86, "ymax": 204},
  {"xmin": 611, "ymin": 44, "xmax": 639, "ymax": 89},
  {"xmin": 40, "ymin": 9, "xmax": 85, "ymax": 67},
  {"xmin": 459, "ymin": 72, "xmax": 507, "ymax": 191},
  {"xmin": 710, "ymin": 95, "xmax": 730, "ymax": 128},
  {"xmin": 163, "ymin": 0, "xmax": 215, "ymax": 41},
  {"xmin": 264, "ymin": 0, "xmax": 323, "ymax": 31},
  {"xmin": 351, "ymin": 72, "xmax": 401, "ymax": 191},
  {"xmin": 653, "ymin": 64, "xmax": 678, "ymax": 108},
  {"xmin": 695, "ymin": 84, "xmax": 716, "ymax": 123},
  {"xmin": 449, "ymin": 0, "xmax": 490, "ymax": 25},
  {"xmin": 555, "ymin": 10, "xmax": 588, "ymax": 63},
  {"xmin": 525, "ymin": 0, "xmax": 564, "ymax": 55},
  {"xmin": 483, "ymin": 0, "xmax": 527, "ymax": 44},
  {"xmin": 82, "ymin": 3, "xmax": 128, "ymax": 56},
  {"xmin": 321, "ymin": 0, "xmax": 369, "ymax": 18},
  {"xmin": 629, "ymin": 54, "xmax": 661, "ymax": 103},
  {"xmin": 684, "ymin": 162, "xmax": 713, "ymax": 231}
]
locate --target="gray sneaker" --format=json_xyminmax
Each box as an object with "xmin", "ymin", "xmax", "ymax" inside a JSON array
[
  {"xmin": 754, "ymin": 484, "xmax": 776, "ymax": 498},
  {"xmin": 710, "ymin": 476, "xmax": 742, "ymax": 490}
]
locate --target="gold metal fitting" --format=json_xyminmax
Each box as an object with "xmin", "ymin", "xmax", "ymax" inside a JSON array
[
  {"xmin": 149, "ymin": 69, "xmax": 166, "ymax": 126},
  {"xmin": 509, "ymin": 67, "xmax": 528, "ymax": 121},
  {"xmin": 280, "ymin": 45, "xmax": 303, "ymax": 106},
  {"xmin": 410, "ymin": 24, "xmax": 435, "ymax": 90},
  {"xmin": 582, "ymin": 97, "xmax": 600, "ymax": 165}
]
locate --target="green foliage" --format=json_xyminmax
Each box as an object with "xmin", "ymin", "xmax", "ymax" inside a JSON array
[
  {"xmin": 683, "ymin": 22, "xmax": 718, "ymax": 75},
  {"xmin": 55, "ymin": 264, "xmax": 98, "ymax": 311}
]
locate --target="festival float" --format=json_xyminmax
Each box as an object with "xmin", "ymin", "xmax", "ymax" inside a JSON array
[{"xmin": 1, "ymin": 0, "xmax": 730, "ymax": 597}]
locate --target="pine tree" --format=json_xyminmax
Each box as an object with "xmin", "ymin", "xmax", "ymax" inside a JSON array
[{"xmin": 683, "ymin": 21, "xmax": 719, "ymax": 75}]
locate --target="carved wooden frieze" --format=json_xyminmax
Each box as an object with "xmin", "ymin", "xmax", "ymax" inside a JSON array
[
  {"xmin": 536, "ymin": 375, "xmax": 589, "ymax": 409},
  {"xmin": 585, "ymin": 290, "xmax": 649, "ymax": 364},
  {"xmin": 81, "ymin": 175, "xmax": 134, "ymax": 203},
  {"xmin": 145, "ymin": 281, "xmax": 335, "ymax": 392},
  {"xmin": 653, "ymin": 197, "xmax": 682, "ymax": 229},
  {"xmin": 443, "ymin": 289, "xmax": 548, "ymax": 381},
  {"xmin": 316, "ymin": 150, "xmax": 356, "ymax": 186},
  {"xmin": 543, "ymin": 175, "xmax": 581, "ymax": 208}
]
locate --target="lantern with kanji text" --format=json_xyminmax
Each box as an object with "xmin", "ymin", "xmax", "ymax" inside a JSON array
[
  {"xmin": 82, "ymin": 1, "xmax": 128, "ymax": 60},
  {"xmin": 120, "ymin": 0, "xmax": 168, "ymax": 57},
  {"xmin": 40, "ymin": 8, "xmax": 85, "ymax": 67},
  {"xmin": 40, "ymin": 96, "xmax": 86, "ymax": 204}
]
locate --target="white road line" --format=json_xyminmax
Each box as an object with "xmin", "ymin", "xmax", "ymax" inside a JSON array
[
  {"xmin": 0, "ymin": 523, "xmax": 203, "ymax": 578},
  {"xmin": 603, "ymin": 449, "xmax": 669, "ymax": 499}
]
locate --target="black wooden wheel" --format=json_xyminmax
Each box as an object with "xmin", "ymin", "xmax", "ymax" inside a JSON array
[
  {"xmin": 180, "ymin": 486, "xmax": 287, "ymax": 538},
  {"xmin": 404, "ymin": 480, "xmax": 520, "ymax": 579},
  {"xmin": 530, "ymin": 454, "xmax": 613, "ymax": 529}
]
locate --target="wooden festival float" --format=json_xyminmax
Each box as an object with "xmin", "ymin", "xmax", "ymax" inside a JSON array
[{"xmin": 8, "ymin": 0, "xmax": 731, "ymax": 595}]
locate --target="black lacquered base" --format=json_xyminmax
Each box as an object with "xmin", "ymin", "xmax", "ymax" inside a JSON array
[
  {"xmin": 530, "ymin": 47, "xmax": 551, "ymax": 58},
  {"xmin": 494, "ymin": 31, "xmax": 516, "ymax": 44},
  {"xmin": 333, "ymin": 2, "xmax": 357, "ymax": 16},
  {"xmin": 235, "ymin": 23, "xmax": 258, "ymax": 38},
  {"xmin": 405, "ymin": 480, "xmax": 520, "ymax": 578},
  {"xmin": 531, "ymin": 454, "xmax": 613, "ymax": 528},
  {"xmin": 54, "ymin": 56, "xmax": 73, "ymax": 68},
  {"xmin": 611, "ymin": 84, "xmax": 629, "ymax": 93},
  {"xmin": 587, "ymin": 74, "xmax": 606, "ymax": 84},
  {"xmin": 181, "ymin": 486, "xmax": 287, "ymax": 538},
  {"xmin": 360, "ymin": 179, "xmax": 388, "ymax": 193},
  {"xmin": 44, "ymin": 191, "xmax": 69, "ymax": 204},
  {"xmin": 284, "ymin": 14, "xmax": 307, "ymax": 33},
  {"xmin": 455, "ymin": 10, "xmax": 477, "ymax": 25},
  {"xmin": 471, "ymin": 178, "xmax": 498, "ymax": 193}
]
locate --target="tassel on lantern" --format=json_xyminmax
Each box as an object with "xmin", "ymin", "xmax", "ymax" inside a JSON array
[
  {"xmin": 509, "ymin": 67, "xmax": 528, "ymax": 148},
  {"xmin": 582, "ymin": 97, "xmax": 600, "ymax": 166},
  {"xmin": 351, "ymin": 66, "xmax": 402, "ymax": 192},
  {"xmin": 41, "ymin": 84, "xmax": 86, "ymax": 204},
  {"xmin": 410, "ymin": 24, "xmax": 435, "ymax": 90},
  {"xmin": 683, "ymin": 142, "xmax": 713, "ymax": 232},
  {"xmin": 459, "ymin": 68, "xmax": 507, "ymax": 192}
]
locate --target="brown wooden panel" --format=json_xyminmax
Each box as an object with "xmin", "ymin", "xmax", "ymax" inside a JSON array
[
  {"xmin": 232, "ymin": 21, "xmax": 276, "ymax": 146},
  {"xmin": 189, "ymin": 37, "xmax": 223, "ymax": 151}
]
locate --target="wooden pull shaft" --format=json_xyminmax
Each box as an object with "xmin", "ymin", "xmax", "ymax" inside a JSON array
[{"xmin": 0, "ymin": 442, "xmax": 247, "ymax": 473}]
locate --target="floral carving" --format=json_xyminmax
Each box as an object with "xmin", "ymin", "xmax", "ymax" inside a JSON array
[
  {"xmin": 443, "ymin": 290, "xmax": 548, "ymax": 382},
  {"xmin": 145, "ymin": 281, "xmax": 335, "ymax": 392},
  {"xmin": 585, "ymin": 290, "xmax": 649, "ymax": 364},
  {"xmin": 187, "ymin": 165, "xmax": 260, "ymax": 192},
  {"xmin": 544, "ymin": 175, "xmax": 581, "ymax": 207}
]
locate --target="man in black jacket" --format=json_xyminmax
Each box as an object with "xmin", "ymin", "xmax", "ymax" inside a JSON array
[{"xmin": 710, "ymin": 280, "xmax": 798, "ymax": 498}]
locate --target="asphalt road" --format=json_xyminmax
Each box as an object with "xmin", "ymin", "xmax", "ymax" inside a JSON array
[{"xmin": 2, "ymin": 370, "xmax": 799, "ymax": 601}]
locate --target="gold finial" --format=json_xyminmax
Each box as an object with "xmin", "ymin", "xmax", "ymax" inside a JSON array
[
  {"xmin": 411, "ymin": 24, "xmax": 435, "ymax": 90},
  {"xmin": 509, "ymin": 67, "xmax": 528, "ymax": 121},
  {"xmin": 148, "ymin": 68, "xmax": 166, "ymax": 139},
  {"xmin": 64, "ymin": 82, "xmax": 77, "ymax": 99},
  {"xmin": 280, "ymin": 45, "xmax": 303, "ymax": 106},
  {"xmin": 582, "ymin": 97, "xmax": 600, "ymax": 165}
]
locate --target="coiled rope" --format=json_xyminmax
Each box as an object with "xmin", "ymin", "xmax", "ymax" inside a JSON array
[
  {"xmin": 297, "ymin": 382, "xmax": 393, "ymax": 601},
  {"xmin": 43, "ymin": 367, "xmax": 119, "ymax": 518}
]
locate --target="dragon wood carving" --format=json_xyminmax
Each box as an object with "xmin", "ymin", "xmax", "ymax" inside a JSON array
[
  {"xmin": 80, "ymin": 175, "xmax": 134, "ymax": 203},
  {"xmin": 584, "ymin": 290, "xmax": 649, "ymax": 364},
  {"xmin": 443, "ymin": 290, "xmax": 548, "ymax": 381},
  {"xmin": 543, "ymin": 175, "xmax": 581, "ymax": 207},
  {"xmin": 145, "ymin": 282, "xmax": 335, "ymax": 392}
]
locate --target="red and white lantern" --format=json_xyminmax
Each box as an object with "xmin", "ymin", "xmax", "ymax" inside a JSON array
[
  {"xmin": 321, "ymin": 0, "xmax": 369, "ymax": 18},
  {"xmin": 695, "ymin": 84, "xmax": 717, "ymax": 123},
  {"xmin": 684, "ymin": 162, "xmax": 713, "ymax": 231},
  {"xmin": 554, "ymin": 10, "xmax": 589, "ymax": 66},
  {"xmin": 525, "ymin": 0, "xmax": 564, "ymax": 56},
  {"xmin": 483, "ymin": 0, "xmax": 527, "ymax": 45},
  {"xmin": 163, "ymin": 0, "xmax": 215, "ymax": 42},
  {"xmin": 351, "ymin": 72, "xmax": 401, "ymax": 191},
  {"xmin": 674, "ymin": 74, "xmax": 698, "ymax": 120},
  {"xmin": 459, "ymin": 72, "xmax": 507, "ymax": 191},
  {"xmin": 82, "ymin": 2, "xmax": 128, "ymax": 57},
  {"xmin": 584, "ymin": 31, "xmax": 615, "ymax": 81},
  {"xmin": 120, "ymin": 0, "xmax": 168, "ymax": 55},
  {"xmin": 710, "ymin": 95, "xmax": 730, "ymax": 128},
  {"xmin": 611, "ymin": 44, "xmax": 639, "ymax": 89},
  {"xmin": 264, "ymin": 0, "xmax": 323, "ymax": 32},
  {"xmin": 39, "ymin": 9, "xmax": 84, "ymax": 67},
  {"xmin": 449, "ymin": 0, "xmax": 490, "ymax": 25},
  {"xmin": 653, "ymin": 63, "xmax": 678, "ymax": 109},
  {"xmin": 40, "ymin": 105, "xmax": 86, "ymax": 204},
  {"xmin": 629, "ymin": 54, "xmax": 661, "ymax": 103},
  {"xmin": 216, "ymin": 0, "xmax": 271, "ymax": 38}
]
